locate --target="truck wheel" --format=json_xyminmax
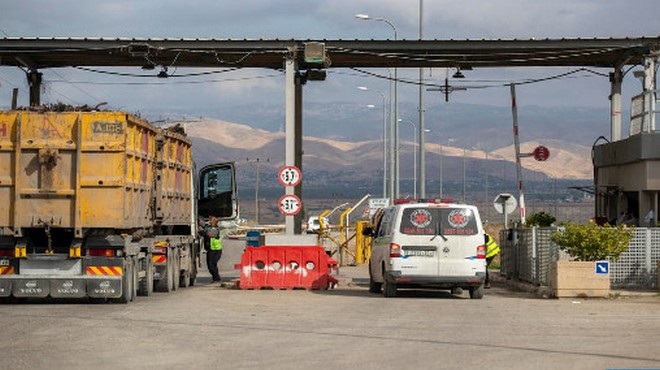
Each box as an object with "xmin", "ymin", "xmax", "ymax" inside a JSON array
[
  {"xmin": 130, "ymin": 257, "xmax": 138, "ymax": 301},
  {"xmin": 189, "ymin": 253, "xmax": 199, "ymax": 287},
  {"xmin": 138, "ymin": 254, "xmax": 153, "ymax": 296},
  {"xmin": 154, "ymin": 252, "xmax": 174, "ymax": 293},
  {"xmin": 171, "ymin": 248, "xmax": 180, "ymax": 291},
  {"xmin": 469, "ymin": 284, "xmax": 485, "ymax": 299},
  {"xmin": 179, "ymin": 271, "xmax": 190, "ymax": 288},
  {"xmin": 112, "ymin": 258, "xmax": 133, "ymax": 304}
]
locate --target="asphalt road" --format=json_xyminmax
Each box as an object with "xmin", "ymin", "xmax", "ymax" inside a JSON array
[{"xmin": 1, "ymin": 238, "xmax": 659, "ymax": 370}]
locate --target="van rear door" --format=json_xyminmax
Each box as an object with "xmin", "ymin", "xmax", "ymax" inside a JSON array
[{"xmin": 398, "ymin": 206, "xmax": 481, "ymax": 277}]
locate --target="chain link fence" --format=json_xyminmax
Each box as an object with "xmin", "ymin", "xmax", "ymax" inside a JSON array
[{"xmin": 499, "ymin": 227, "xmax": 659, "ymax": 289}]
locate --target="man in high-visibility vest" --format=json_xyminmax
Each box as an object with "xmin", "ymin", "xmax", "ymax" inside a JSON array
[
  {"xmin": 484, "ymin": 233, "xmax": 500, "ymax": 289},
  {"xmin": 203, "ymin": 216, "xmax": 223, "ymax": 284}
]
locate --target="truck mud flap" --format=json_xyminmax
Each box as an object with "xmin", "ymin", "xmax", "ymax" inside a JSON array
[
  {"xmin": 13, "ymin": 279, "xmax": 50, "ymax": 298},
  {"xmin": 49, "ymin": 279, "xmax": 86, "ymax": 298},
  {"xmin": 87, "ymin": 277, "xmax": 122, "ymax": 299},
  {"xmin": 0, "ymin": 280, "xmax": 12, "ymax": 297}
]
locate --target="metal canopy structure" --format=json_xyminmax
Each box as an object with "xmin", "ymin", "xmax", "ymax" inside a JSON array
[
  {"xmin": 2, "ymin": 36, "xmax": 659, "ymax": 234},
  {"xmin": 0, "ymin": 36, "xmax": 659, "ymax": 70}
]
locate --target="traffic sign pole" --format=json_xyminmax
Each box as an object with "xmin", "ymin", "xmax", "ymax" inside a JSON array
[
  {"xmin": 278, "ymin": 165, "xmax": 303, "ymax": 234},
  {"xmin": 511, "ymin": 83, "xmax": 526, "ymax": 225}
]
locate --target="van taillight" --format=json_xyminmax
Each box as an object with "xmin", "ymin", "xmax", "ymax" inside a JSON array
[
  {"xmin": 476, "ymin": 244, "xmax": 486, "ymax": 259},
  {"xmin": 0, "ymin": 249, "xmax": 13, "ymax": 257},
  {"xmin": 389, "ymin": 243, "xmax": 402, "ymax": 258}
]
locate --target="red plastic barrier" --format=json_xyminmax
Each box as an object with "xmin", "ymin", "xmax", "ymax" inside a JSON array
[{"xmin": 237, "ymin": 246, "xmax": 338, "ymax": 290}]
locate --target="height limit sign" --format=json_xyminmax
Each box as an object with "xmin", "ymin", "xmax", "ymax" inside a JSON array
[{"xmin": 278, "ymin": 165, "xmax": 302, "ymax": 187}]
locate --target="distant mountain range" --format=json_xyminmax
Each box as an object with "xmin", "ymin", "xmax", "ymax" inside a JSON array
[{"xmin": 151, "ymin": 101, "xmax": 615, "ymax": 201}]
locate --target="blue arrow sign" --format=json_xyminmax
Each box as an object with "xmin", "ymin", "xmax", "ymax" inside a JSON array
[{"xmin": 595, "ymin": 261, "xmax": 609, "ymax": 274}]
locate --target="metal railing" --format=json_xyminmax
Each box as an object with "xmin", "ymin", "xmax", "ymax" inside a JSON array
[{"xmin": 499, "ymin": 227, "xmax": 659, "ymax": 289}]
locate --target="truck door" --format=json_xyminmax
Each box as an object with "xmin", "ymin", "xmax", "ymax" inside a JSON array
[{"xmin": 198, "ymin": 163, "xmax": 238, "ymax": 221}]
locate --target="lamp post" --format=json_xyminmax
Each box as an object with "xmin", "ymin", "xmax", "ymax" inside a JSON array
[
  {"xmin": 399, "ymin": 119, "xmax": 429, "ymax": 199},
  {"xmin": 358, "ymin": 86, "xmax": 388, "ymax": 199},
  {"xmin": 439, "ymin": 138, "xmax": 455, "ymax": 200},
  {"xmin": 418, "ymin": 0, "xmax": 426, "ymax": 199},
  {"xmin": 355, "ymin": 13, "xmax": 399, "ymax": 199},
  {"xmin": 247, "ymin": 157, "xmax": 268, "ymax": 224},
  {"xmin": 399, "ymin": 119, "xmax": 417, "ymax": 199}
]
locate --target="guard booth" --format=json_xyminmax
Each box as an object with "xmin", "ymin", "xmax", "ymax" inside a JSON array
[{"xmin": 593, "ymin": 89, "xmax": 659, "ymax": 226}]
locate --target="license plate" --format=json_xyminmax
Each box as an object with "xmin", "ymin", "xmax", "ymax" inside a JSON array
[
  {"xmin": 0, "ymin": 259, "xmax": 9, "ymax": 266},
  {"xmin": 404, "ymin": 250, "xmax": 434, "ymax": 257}
]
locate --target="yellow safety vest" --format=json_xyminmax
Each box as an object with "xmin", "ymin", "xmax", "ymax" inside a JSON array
[
  {"xmin": 210, "ymin": 237, "xmax": 223, "ymax": 251},
  {"xmin": 485, "ymin": 234, "xmax": 500, "ymax": 258}
]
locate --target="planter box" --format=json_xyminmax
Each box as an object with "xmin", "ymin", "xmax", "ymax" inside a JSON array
[{"xmin": 550, "ymin": 260, "xmax": 610, "ymax": 298}]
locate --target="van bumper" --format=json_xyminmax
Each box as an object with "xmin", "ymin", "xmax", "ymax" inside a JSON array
[{"xmin": 385, "ymin": 271, "xmax": 486, "ymax": 288}]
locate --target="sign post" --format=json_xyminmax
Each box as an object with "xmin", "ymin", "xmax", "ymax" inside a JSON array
[
  {"xmin": 494, "ymin": 193, "xmax": 517, "ymax": 228},
  {"xmin": 278, "ymin": 165, "xmax": 302, "ymax": 234}
]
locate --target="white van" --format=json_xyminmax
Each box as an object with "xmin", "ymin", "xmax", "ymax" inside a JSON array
[{"xmin": 366, "ymin": 200, "xmax": 487, "ymax": 299}]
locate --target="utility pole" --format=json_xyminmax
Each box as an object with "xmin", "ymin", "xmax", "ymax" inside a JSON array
[
  {"xmin": 418, "ymin": 0, "xmax": 426, "ymax": 198},
  {"xmin": 247, "ymin": 157, "xmax": 269, "ymax": 224}
]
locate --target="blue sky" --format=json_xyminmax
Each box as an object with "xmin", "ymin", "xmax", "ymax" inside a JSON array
[{"xmin": 0, "ymin": 0, "xmax": 658, "ymax": 118}]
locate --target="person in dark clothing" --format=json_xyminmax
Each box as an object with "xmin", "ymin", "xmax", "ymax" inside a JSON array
[{"xmin": 202, "ymin": 216, "xmax": 223, "ymax": 283}]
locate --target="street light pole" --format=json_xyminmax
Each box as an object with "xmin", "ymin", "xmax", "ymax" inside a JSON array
[
  {"xmin": 355, "ymin": 13, "xmax": 398, "ymax": 199},
  {"xmin": 247, "ymin": 157, "xmax": 268, "ymax": 224},
  {"xmin": 418, "ymin": 0, "xmax": 426, "ymax": 199},
  {"xmin": 358, "ymin": 86, "xmax": 388, "ymax": 199},
  {"xmin": 400, "ymin": 119, "xmax": 417, "ymax": 199},
  {"xmin": 439, "ymin": 145, "xmax": 443, "ymax": 199}
]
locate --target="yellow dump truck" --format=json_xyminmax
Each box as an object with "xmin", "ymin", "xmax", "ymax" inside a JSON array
[{"xmin": 0, "ymin": 110, "xmax": 238, "ymax": 302}]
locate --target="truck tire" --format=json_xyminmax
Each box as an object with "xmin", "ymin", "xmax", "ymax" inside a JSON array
[
  {"xmin": 179, "ymin": 271, "xmax": 190, "ymax": 288},
  {"xmin": 172, "ymin": 248, "xmax": 180, "ymax": 291},
  {"xmin": 189, "ymin": 253, "xmax": 199, "ymax": 287},
  {"xmin": 130, "ymin": 257, "xmax": 138, "ymax": 301},
  {"xmin": 112, "ymin": 257, "xmax": 134, "ymax": 304},
  {"xmin": 190, "ymin": 248, "xmax": 200, "ymax": 286},
  {"xmin": 154, "ymin": 251, "xmax": 174, "ymax": 293},
  {"xmin": 138, "ymin": 254, "xmax": 153, "ymax": 297}
]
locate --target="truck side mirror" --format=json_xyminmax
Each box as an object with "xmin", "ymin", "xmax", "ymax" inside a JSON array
[{"xmin": 362, "ymin": 227, "xmax": 375, "ymax": 237}]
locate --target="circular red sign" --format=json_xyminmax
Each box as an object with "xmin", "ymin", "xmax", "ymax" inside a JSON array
[
  {"xmin": 533, "ymin": 146, "xmax": 550, "ymax": 161},
  {"xmin": 278, "ymin": 194, "xmax": 302, "ymax": 216},
  {"xmin": 278, "ymin": 165, "xmax": 302, "ymax": 187}
]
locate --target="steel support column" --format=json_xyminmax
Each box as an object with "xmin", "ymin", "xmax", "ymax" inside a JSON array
[
  {"xmin": 284, "ymin": 52, "xmax": 297, "ymax": 234},
  {"xmin": 609, "ymin": 67, "xmax": 623, "ymax": 142}
]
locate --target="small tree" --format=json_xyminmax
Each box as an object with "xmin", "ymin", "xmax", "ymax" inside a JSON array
[
  {"xmin": 550, "ymin": 221, "xmax": 634, "ymax": 261},
  {"xmin": 526, "ymin": 211, "xmax": 556, "ymax": 227}
]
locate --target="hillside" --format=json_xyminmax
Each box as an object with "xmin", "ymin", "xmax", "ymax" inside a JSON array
[{"xmin": 185, "ymin": 118, "xmax": 593, "ymax": 180}]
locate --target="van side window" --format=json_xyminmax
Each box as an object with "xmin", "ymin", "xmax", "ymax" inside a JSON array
[{"xmin": 377, "ymin": 208, "xmax": 396, "ymax": 237}]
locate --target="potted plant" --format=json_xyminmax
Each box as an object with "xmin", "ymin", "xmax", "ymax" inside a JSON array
[
  {"xmin": 549, "ymin": 221, "xmax": 634, "ymax": 298},
  {"xmin": 526, "ymin": 211, "xmax": 556, "ymax": 227}
]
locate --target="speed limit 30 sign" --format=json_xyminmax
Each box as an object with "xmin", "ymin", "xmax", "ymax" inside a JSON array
[{"xmin": 278, "ymin": 194, "xmax": 302, "ymax": 216}]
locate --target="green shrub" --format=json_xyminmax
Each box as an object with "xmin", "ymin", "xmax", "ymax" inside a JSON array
[
  {"xmin": 526, "ymin": 211, "xmax": 556, "ymax": 227},
  {"xmin": 550, "ymin": 221, "xmax": 634, "ymax": 261}
]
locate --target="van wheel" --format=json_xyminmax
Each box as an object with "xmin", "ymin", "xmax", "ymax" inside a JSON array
[
  {"xmin": 368, "ymin": 265, "xmax": 382, "ymax": 293},
  {"xmin": 469, "ymin": 284, "xmax": 485, "ymax": 299},
  {"xmin": 383, "ymin": 278, "xmax": 397, "ymax": 298}
]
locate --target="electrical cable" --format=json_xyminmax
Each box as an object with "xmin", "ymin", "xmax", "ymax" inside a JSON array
[{"xmin": 73, "ymin": 66, "xmax": 241, "ymax": 78}]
